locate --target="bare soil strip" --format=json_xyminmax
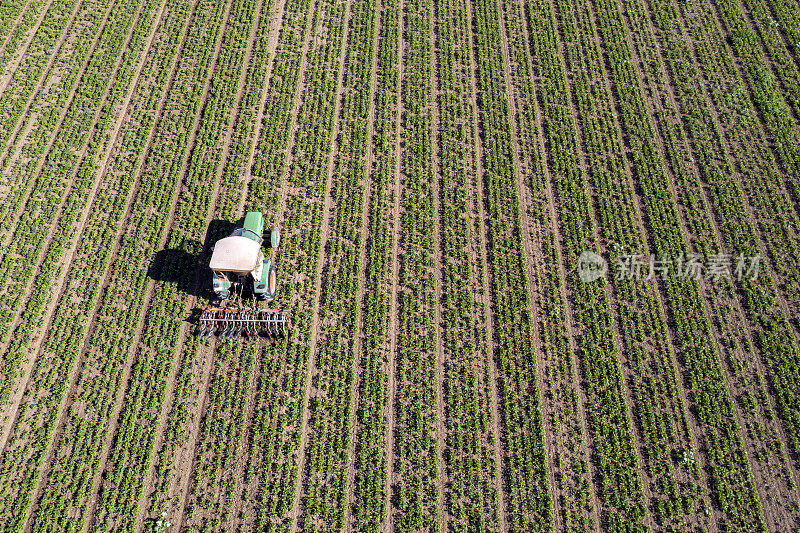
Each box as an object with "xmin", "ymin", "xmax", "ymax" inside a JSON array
[
  {"xmin": 425, "ymin": 3, "xmax": 448, "ymax": 529},
  {"xmin": 341, "ymin": 0, "xmax": 382, "ymax": 525},
  {"xmin": 466, "ymin": 0, "xmax": 511, "ymax": 526},
  {"xmin": 0, "ymin": 0, "xmax": 82, "ymax": 177},
  {"xmin": 172, "ymin": 0, "xmax": 318, "ymax": 527},
  {"xmin": 496, "ymin": 0, "xmax": 599, "ymax": 527},
  {"xmin": 1, "ymin": 0, "xmax": 169, "ymax": 467}
]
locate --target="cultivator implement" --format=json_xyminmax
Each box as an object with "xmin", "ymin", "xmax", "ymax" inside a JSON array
[{"xmin": 197, "ymin": 307, "xmax": 291, "ymax": 339}]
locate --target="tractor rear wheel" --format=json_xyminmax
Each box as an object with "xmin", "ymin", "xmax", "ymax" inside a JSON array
[{"xmin": 270, "ymin": 226, "xmax": 280, "ymax": 249}]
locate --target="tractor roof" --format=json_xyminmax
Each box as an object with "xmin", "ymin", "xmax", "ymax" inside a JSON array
[{"xmin": 209, "ymin": 236, "xmax": 260, "ymax": 273}]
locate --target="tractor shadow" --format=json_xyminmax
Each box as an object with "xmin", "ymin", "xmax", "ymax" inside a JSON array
[
  {"xmin": 147, "ymin": 218, "xmax": 239, "ymax": 301},
  {"xmin": 147, "ymin": 246, "xmax": 200, "ymax": 297}
]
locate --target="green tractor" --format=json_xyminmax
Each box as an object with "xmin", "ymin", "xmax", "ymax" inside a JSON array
[{"xmin": 198, "ymin": 212, "xmax": 290, "ymax": 339}]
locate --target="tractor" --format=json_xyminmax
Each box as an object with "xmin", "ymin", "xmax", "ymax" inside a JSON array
[{"xmin": 197, "ymin": 212, "xmax": 291, "ymax": 339}]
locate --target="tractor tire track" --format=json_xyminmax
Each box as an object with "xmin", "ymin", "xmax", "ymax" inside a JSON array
[
  {"xmin": 383, "ymin": 0, "xmax": 404, "ymax": 525},
  {"xmin": 426, "ymin": 2, "xmax": 448, "ymax": 528},
  {"xmin": 137, "ymin": 0, "xmax": 286, "ymax": 527},
  {"xmin": 341, "ymin": 0, "xmax": 381, "ymax": 524},
  {"xmin": 500, "ymin": 0, "xmax": 600, "ymax": 527},
  {"xmin": 0, "ymin": 0, "xmax": 83, "ymax": 188}
]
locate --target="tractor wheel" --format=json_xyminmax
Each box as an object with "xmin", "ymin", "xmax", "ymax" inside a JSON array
[{"xmin": 270, "ymin": 226, "xmax": 280, "ymax": 249}]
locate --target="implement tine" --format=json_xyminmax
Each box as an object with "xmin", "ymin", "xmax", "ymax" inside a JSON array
[
  {"xmin": 248, "ymin": 310, "xmax": 257, "ymax": 337},
  {"xmin": 227, "ymin": 310, "xmax": 237, "ymax": 339},
  {"xmin": 235, "ymin": 310, "xmax": 245, "ymax": 338},
  {"xmin": 240, "ymin": 310, "xmax": 249, "ymax": 338},
  {"xmin": 261, "ymin": 311, "xmax": 269, "ymax": 338},
  {"xmin": 272, "ymin": 312, "xmax": 280, "ymax": 338},
  {"xmin": 211, "ymin": 310, "xmax": 221, "ymax": 337},
  {"xmin": 198, "ymin": 309, "xmax": 209, "ymax": 336},
  {"xmin": 281, "ymin": 312, "xmax": 288, "ymax": 337},
  {"xmin": 221, "ymin": 310, "xmax": 231, "ymax": 339}
]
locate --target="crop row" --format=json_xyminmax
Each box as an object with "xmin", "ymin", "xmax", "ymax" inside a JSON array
[
  {"xmin": 12, "ymin": 0, "xmax": 230, "ymax": 529},
  {"xmin": 659, "ymin": 0, "xmax": 800, "ymax": 510},
  {"xmin": 295, "ymin": 0, "xmax": 376, "ymax": 527},
  {"xmin": 393, "ymin": 0, "xmax": 441, "ymax": 527},
  {"xmin": 230, "ymin": 0, "xmax": 317, "ymax": 524},
  {"xmin": 0, "ymin": 0, "xmax": 28, "ymax": 48},
  {"xmin": 690, "ymin": 0, "xmax": 800, "ymax": 442},
  {"xmin": 657, "ymin": 0, "xmax": 800, "ymax": 488},
  {"xmin": 349, "ymin": 0, "xmax": 401, "ymax": 528},
  {"xmin": 470, "ymin": 0, "xmax": 558, "ymax": 527},
  {"xmin": 523, "ymin": 0, "xmax": 650, "ymax": 528},
  {"xmin": 432, "ymin": 0, "xmax": 503, "ymax": 527},
  {"xmin": 589, "ymin": 0, "xmax": 777, "ymax": 527},
  {"xmin": 243, "ymin": 0, "xmax": 349, "ymax": 526},
  {"xmin": 0, "ymin": 0, "xmax": 82, "ymax": 228},
  {"xmin": 0, "ymin": 0, "xmax": 176, "ymax": 529},
  {"xmin": 188, "ymin": 0, "xmax": 318, "ymax": 525},
  {"xmin": 556, "ymin": 0, "xmax": 715, "ymax": 527},
  {"xmin": 721, "ymin": 0, "xmax": 800, "ymax": 194},
  {"xmin": 0, "ymin": 0, "xmax": 163, "ymax": 421},
  {"xmin": 0, "ymin": 0, "xmax": 48, "ymax": 91},
  {"xmin": 0, "ymin": 0, "xmax": 109, "ymax": 385},
  {"xmin": 497, "ymin": 0, "xmax": 597, "ymax": 528},
  {"xmin": 92, "ymin": 0, "xmax": 266, "ymax": 529},
  {"xmin": 622, "ymin": 0, "xmax": 800, "ymax": 523},
  {"xmin": 144, "ymin": 0, "xmax": 277, "ymax": 524},
  {"xmin": 175, "ymin": 0, "xmax": 274, "ymax": 528},
  {"xmin": 739, "ymin": 0, "xmax": 800, "ymax": 122}
]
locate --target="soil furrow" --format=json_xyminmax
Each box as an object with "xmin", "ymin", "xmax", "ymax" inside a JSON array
[
  {"xmin": 501, "ymin": 0, "xmax": 601, "ymax": 527},
  {"xmin": 21, "ymin": 1, "xmax": 233, "ymax": 528},
  {"xmin": 0, "ymin": 0, "xmax": 83, "ymax": 180},
  {"xmin": 113, "ymin": 0, "xmax": 272, "ymax": 528},
  {"xmin": 426, "ymin": 3, "xmax": 448, "ymax": 529},
  {"xmin": 172, "ymin": 0, "xmax": 318, "ymax": 527}
]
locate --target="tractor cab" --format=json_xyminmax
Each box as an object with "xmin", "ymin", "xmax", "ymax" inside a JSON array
[{"xmin": 209, "ymin": 212, "xmax": 277, "ymax": 302}]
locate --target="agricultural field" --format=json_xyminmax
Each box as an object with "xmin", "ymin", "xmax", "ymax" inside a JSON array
[{"xmin": 1, "ymin": 0, "xmax": 800, "ymax": 529}]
